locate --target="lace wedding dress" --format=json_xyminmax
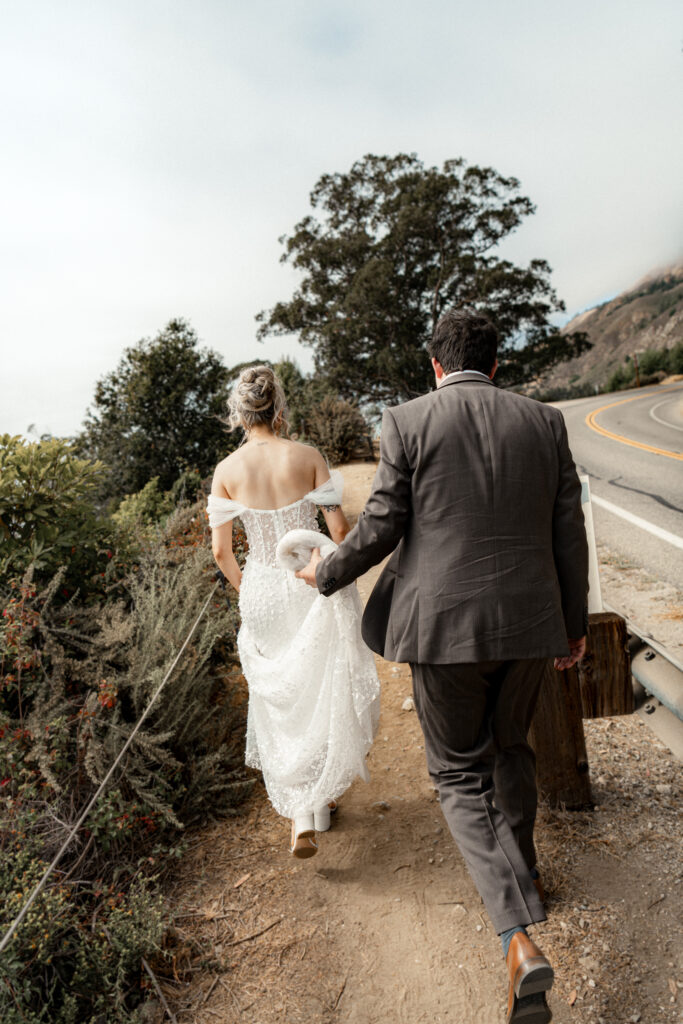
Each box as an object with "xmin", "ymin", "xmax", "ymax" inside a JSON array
[{"xmin": 206, "ymin": 470, "xmax": 380, "ymax": 818}]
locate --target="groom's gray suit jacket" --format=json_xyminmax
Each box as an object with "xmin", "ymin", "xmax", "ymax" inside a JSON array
[{"xmin": 315, "ymin": 372, "xmax": 589, "ymax": 664}]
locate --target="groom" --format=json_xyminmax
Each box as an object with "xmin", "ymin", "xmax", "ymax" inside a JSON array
[{"xmin": 296, "ymin": 308, "xmax": 588, "ymax": 1023}]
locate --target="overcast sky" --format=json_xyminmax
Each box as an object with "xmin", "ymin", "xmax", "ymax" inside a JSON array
[{"xmin": 2, "ymin": 0, "xmax": 681, "ymax": 438}]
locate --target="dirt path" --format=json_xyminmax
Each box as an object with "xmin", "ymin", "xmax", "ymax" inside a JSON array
[{"xmin": 158, "ymin": 463, "xmax": 682, "ymax": 1024}]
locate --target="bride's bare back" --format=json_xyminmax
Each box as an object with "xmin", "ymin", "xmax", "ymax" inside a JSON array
[
  {"xmin": 212, "ymin": 433, "xmax": 329, "ymax": 510},
  {"xmin": 210, "ymin": 427, "xmax": 350, "ymax": 593},
  {"xmin": 209, "ymin": 364, "xmax": 349, "ymax": 593}
]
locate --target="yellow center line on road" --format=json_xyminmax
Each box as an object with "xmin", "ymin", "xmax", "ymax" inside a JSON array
[{"xmin": 585, "ymin": 386, "xmax": 683, "ymax": 460}]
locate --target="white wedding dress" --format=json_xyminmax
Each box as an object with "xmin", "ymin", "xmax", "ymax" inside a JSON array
[{"xmin": 206, "ymin": 470, "xmax": 380, "ymax": 818}]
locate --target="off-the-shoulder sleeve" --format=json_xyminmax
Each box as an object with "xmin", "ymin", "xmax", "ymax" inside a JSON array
[
  {"xmin": 304, "ymin": 468, "xmax": 344, "ymax": 506},
  {"xmin": 206, "ymin": 493, "xmax": 245, "ymax": 528}
]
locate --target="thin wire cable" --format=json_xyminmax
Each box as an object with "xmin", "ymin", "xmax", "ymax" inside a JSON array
[{"xmin": 0, "ymin": 582, "xmax": 219, "ymax": 955}]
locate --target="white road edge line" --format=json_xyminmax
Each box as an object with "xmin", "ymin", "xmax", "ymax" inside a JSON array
[
  {"xmin": 591, "ymin": 494, "xmax": 683, "ymax": 551},
  {"xmin": 649, "ymin": 397, "xmax": 683, "ymax": 433}
]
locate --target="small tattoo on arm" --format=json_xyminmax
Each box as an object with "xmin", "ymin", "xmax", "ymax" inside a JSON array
[{"xmin": 320, "ymin": 503, "xmax": 340, "ymax": 512}]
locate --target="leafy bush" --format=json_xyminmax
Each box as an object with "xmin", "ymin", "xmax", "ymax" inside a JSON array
[
  {"xmin": 639, "ymin": 349, "xmax": 668, "ymax": 376},
  {"xmin": 606, "ymin": 361, "xmax": 635, "ymax": 392},
  {"xmin": 0, "ymin": 496, "xmax": 251, "ymax": 1021},
  {"xmin": 0, "ymin": 809, "xmax": 166, "ymax": 1024},
  {"xmin": 0, "ymin": 436, "xmax": 124, "ymax": 602},
  {"xmin": 606, "ymin": 342, "xmax": 683, "ymax": 391},
  {"xmin": 526, "ymin": 381, "xmax": 597, "ymax": 402},
  {"xmin": 666, "ymin": 341, "xmax": 683, "ymax": 374},
  {"xmin": 111, "ymin": 477, "xmax": 176, "ymax": 533}
]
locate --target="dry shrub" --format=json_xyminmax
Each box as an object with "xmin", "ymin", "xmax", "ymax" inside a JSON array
[
  {"xmin": 304, "ymin": 395, "xmax": 371, "ymax": 465},
  {"xmin": 0, "ymin": 497, "xmax": 251, "ymax": 1022}
]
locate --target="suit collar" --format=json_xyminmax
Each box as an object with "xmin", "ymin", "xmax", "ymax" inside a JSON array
[{"xmin": 437, "ymin": 370, "xmax": 496, "ymax": 388}]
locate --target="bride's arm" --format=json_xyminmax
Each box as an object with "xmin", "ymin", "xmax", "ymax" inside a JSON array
[
  {"xmin": 320, "ymin": 504, "xmax": 350, "ymax": 545},
  {"xmin": 312, "ymin": 450, "xmax": 351, "ymax": 544},
  {"xmin": 211, "ymin": 520, "xmax": 242, "ymax": 593},
  {"xmin": 311, "ymin": 408, "xmax": 411, "ymax": 594},
  {"xmin": 210, "ymin": 468, "xmax": 242, "ymax": 592}
]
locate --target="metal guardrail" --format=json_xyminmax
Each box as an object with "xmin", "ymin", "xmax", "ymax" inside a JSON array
[
  {"xmin": 603, "ymin": 600, "xmax": 683, "ymax": 724},
  {"xmin": 631, "ymin": 648, "xmax": 683, "ymax": 722}
]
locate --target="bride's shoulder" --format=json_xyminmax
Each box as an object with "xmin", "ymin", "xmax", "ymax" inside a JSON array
[
  {"xmin": 214, "ymin": 447, "xmax": 239, "ymax": 472},
  {"xmin": 211, "ymin": 447, "xmax": 245, "ymax": 497},
  {"xmin": 287, "ymin": 442, "xmax": 341, "ymax": 499},
  {"xmin": 287, "ymin": 438, "xmax": 326, "ymax": 467},
  {"xmin": 278, "ymin": 438, "xmax": 325, "ymax": 477},
  {"xmin": 217, "ymin": 442, "xmax": 261, "ymax": 476}
]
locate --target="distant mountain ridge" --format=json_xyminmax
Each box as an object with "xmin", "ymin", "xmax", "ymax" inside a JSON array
[{"xmin": 537, "ymin": 262, "xmax": 683, "ymax": 391}]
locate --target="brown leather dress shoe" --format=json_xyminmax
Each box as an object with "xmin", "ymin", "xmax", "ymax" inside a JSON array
[{"xmin": 506, "ymin": 932, "xmax": 553, "ymax": 1023}]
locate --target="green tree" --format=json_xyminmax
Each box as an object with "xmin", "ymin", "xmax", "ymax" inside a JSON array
[
  {"xmin": 257, "ymin": 153, "xmax": 590, "ymax": 403},
  {"xmin": 79, "ymin": 319, "xmax": 235, "ymax": 502},
  {"xmin": 272, "ymin": 357, "xmax": 337, "ymax": 437}
]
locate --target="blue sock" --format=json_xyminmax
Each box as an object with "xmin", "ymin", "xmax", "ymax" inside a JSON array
[
  {"xmin": 500, "ymin": 869, "xmax": 539, "ymax": 955},
  {"xmin": 500, "ymin": 925, "xmax": 527, "ymax": 957}
]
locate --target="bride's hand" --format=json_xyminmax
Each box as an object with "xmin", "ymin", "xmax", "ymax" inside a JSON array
[{"xmin": 295, "ymin": 548, "xmax": 322, "ymax": 588}]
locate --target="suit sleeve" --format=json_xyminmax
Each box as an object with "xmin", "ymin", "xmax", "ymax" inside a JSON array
[
  {"xmin": 551, "ymin": 411, "xmax": 589, "ymax": 638},
  {"xmin": 315, "ymin": 407, "xmax": 412, "ymax": 596}
]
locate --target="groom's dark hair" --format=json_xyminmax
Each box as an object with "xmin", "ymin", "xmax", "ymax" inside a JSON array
[{"xmin": 428, "ymin": 309, "xmax": 498, "ymax": 375}]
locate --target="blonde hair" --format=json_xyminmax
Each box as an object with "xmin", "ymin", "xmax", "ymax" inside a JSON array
[{"xmin": 227, "ymin": 364, "xmax": 289, "ymax": 436}]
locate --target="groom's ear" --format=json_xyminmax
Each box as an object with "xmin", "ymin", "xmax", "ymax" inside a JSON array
[
  {"xmin": 489, "ymin": 358, "xmax": 498, "ymax": 380},
  {"xmin": 432, "ymin": 357, "xmax": 445, "ymax": 380}
]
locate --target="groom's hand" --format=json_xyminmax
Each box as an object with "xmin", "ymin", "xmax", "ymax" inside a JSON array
[
  {"xmin": 295, "ymin": 548, "xmax": 322, "ymax": 589},
  {"xmin": 554, "ymin": 636, "xmax": 586, "ymax": 672}
]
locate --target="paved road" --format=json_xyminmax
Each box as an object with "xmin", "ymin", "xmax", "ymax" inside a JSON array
[{"xmin": 554, "ymin": 383, "xmax": 683, "ymax": 590}]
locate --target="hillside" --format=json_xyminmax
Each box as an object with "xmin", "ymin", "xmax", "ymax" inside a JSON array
[{"xmin": 538, "ymin": 262, "xmax": 683, "ymax": 392}]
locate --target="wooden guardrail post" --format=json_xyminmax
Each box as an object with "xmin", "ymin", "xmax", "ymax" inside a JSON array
[
  {"xmin": 529, "ymin": 611, "xmax": 632, "ymax": 808},
  {"xmin": 575, "ymin": 611, "xmax": 633, "ymax": 719},
  {"xmin": 529, "ymin": 659, "xmax": 592, "ymax": 809}
]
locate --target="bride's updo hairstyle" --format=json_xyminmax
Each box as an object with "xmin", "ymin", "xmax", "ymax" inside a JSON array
[{"xmin": 227, "ymin": 364, "xmax": 289, "ymax": 437}]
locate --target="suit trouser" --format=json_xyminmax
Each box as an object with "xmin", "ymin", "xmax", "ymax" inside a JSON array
[{"xmin": 409, "ymin": 658, "xmax": 548, "ymax": 934}]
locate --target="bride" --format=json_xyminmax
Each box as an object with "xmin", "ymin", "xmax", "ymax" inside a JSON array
[{"xmin": 207, "ymin": 365, "xmax": 380, "ymax": 858}]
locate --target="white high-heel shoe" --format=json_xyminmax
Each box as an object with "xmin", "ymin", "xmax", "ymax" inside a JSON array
[
  {"xmin": 290, "ymin": 813, "xmax": 317, "ymax": 858},
  {"xmin": 314, "ymin": 800, "xmax": 338, "ymax": 833}
]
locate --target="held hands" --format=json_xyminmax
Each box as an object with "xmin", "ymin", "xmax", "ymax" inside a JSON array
[
  {"xmin": 554, "ymin": 636, "xmax": 587, "ymax": 672},
  {"xmin": 295, "ymin": 547, "xmax": 322, "ymax": 589}
]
